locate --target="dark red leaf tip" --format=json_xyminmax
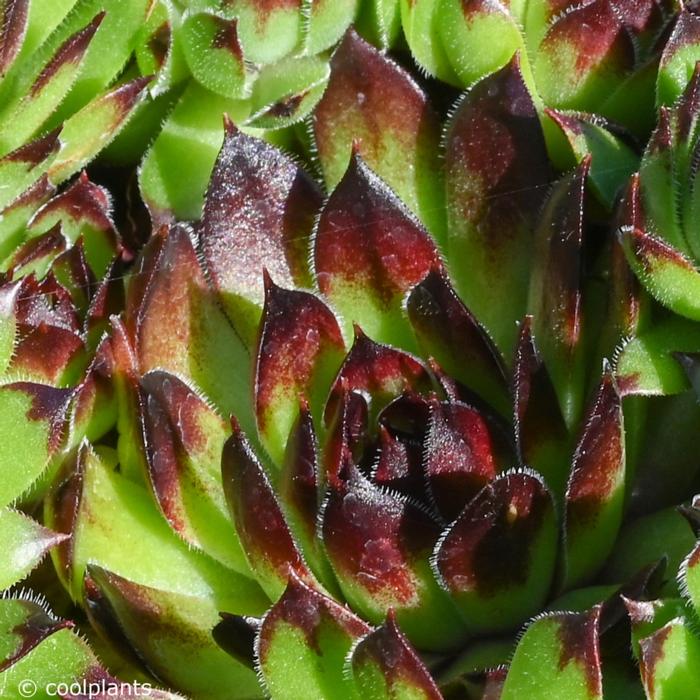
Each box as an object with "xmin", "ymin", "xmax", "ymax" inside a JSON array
[
  {"xmin": 556, "ymin": 606, "xmax": 603, "ymax": 698},
  {"xmin": 31, "ymin": 12, "xmax": 105, "ymax": 96}
]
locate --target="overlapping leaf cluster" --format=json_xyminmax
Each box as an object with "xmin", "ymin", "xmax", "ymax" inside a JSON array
[{"xmin": 3, "ymin": 1, "xmax": 700, "ymax": 699}]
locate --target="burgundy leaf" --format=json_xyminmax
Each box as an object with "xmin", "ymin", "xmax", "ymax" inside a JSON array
[
  {"xmin": 200, "ymin": 117, "xmax": 322, "ymax": 334},
  {"xmin": 434, "ymin": 470, "xmax": 557, "ymax": 632},
  {"xmin": 528, "ymin": 159, "xmax": 590, "ymax": 426},
  {"xmin": 321, "ymin": 461, "xmax": 467, "ymax": 650},
  {"xmin": 350, "ymin": 610, "xmax": 442, "ymax": 699},
  {"xmin": 312, "ymin": 28, "xmax": 444, "ymax": 236},
  {"xmin": 424, "ymin": 398, "xmax": 497, "ymax": 521},
  {"xmin": 279, "ymin": 400, "xmax": 320, "ymax": 546},
  {"xmin": 563, "ymin": 368, "xmax": 625, "ymax": 587},
  {"xmin": 255, "ymin": 274, "xmax": 344, "ymax": 464},
  {"xmin": 326, "ymin": 326, "xmax": 433, "ymax": 425},
  {"xmin": 512, "ymin": 317, "xmax": 570, "ymax": 497},
  {"xmin": 0, "ymin": 600, "xmax": 73, "ymax": 672},
  {"xmin": 222, "ymin": 419, "xmax": 312, "ymax": 599},
  {"xmin": 372, "ymin": 425, "xmax": 425, "ymax": 502},
  {"xmin": 314, "ymin": 150, "xmax": 440, "ymax": 348},
  {"xmin": 444, "ymin": 55, "xmax": 552, "ymax": 357},
  {"xmin": 257, "ymin": 571, "xmax": 370, "ymax": 663},
  {"xmin": 0, "ymin": 0, "xmax": 28, "ymax": 76},
  {"xmin": 407, "ymin": 266, "xmax": 510, "ymax": 415}
]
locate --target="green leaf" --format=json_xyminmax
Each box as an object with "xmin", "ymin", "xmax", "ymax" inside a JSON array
[
  {"xmin": 246, "ymin": 55, "xmax": 329, "ymax": 130},
  {"xmin": 313, "ymin": 29, "xmax": 445, "ymax": 240},
  {"xmin": 657, "ymin": 12, "xmax": 700, "ymax": 107},
  {"xmin": 615, "ymin": 316, "xmax": 700, "ymax": 396},
  {"xmin": 399, "ymin": 0, "xmax": 458, "ymax": 83},
  {"xmin": 501, "ymin": 608, "xmax": 603, "ymax": 700},
  {"xmin": 45, "ymin": 442, "xmax": 269, "ymax": 608},
  {"xmin": 48, "ymin": 76, "xmax": 151, "ymax": 184},
  {"xmin": 139, "ymin": 370, "xmax": 251, "ymax": 575},
  {"xmin": 0, "ymin": 129, "xmax": 59, "ymax": 210},
  {"xmin": 181, "ymin": 11, "xmax": 246, "ymax": 99},
  {"xmin": 545, "ymin": 109, "xmax": 638, "ymax": 210},
  {"xmin": 638, "ymin": 619, "xmax": 700, "ymax": 700},
  {"xmin": 609, "ymin": 509, "xmax": 695, "ymax": 598},
  {"xmin": 257, "ymin": 573, "xmax": 369, "ymax": 700},
  {"xmin": 301, "ymin": 0, "xmax": 358, "ymax": 55},
  {"xmin": 0, "ymin": 14, "xmax": 103, "ymax": 156},
  {"xmin": 445, "ymin": 56, "xmax": 551, "ymax": 357},
  {"xmin": 85, "ymin": 565, "xmax": 264, "ymax": 698},
  {"xmin": 0, "ymin": 382, "xmax": 70, "ymax": 507},
  {"xmin": 0, "ymin": 509, "xmax": 66, "ymax": 590},
  {"xmin": 438, "ymin": 0, "xmax": 523, "ymax": 88}
]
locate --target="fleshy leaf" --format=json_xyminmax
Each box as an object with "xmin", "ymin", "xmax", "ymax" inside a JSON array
[
  {"xmin": 545, "ymin": 109, "xmax": 638, "ymax": 209},
  {"xmin": 230, "ymin": 0, "xmax": 301, "ymax": 64},
  {"xmin": 256, "ymin": 573, "xmax": 369, "ymax": 699},
  {"xmin": 528, "ymin": 160, "xmax": 590, "ymax": 427},
  {"xmin": 0, "ymin": 13, "xmax": 104, "ymax": 156},
  {"xmin": 638, "ymin": 619, "xmax": 700, "ymax": 700},
  {"xmin": 681, "ymin": 541, "xmax": 700, "ymax": 614},
  {"xmin": 0, "ymin": 382, "xmax": 71, "ymax": 507},
  {"xmin": 255, "ymin": 277, "xmax": 345, "ymax": 466},
  {"xmin": 407, "ymin": 266, "xmax": 510, "ymax": 416},
  {"xmin": 399, "ymin": 0, "xmax": 458, "ymax": 83},
  {"xmin": 200, "ymin": 118, "xmax": 321, "ymax": 343},
  {"xmin": 433, "ymin": 470, "xmax": 557, "ymax": 634},
  {"xmin": 0, "ymin": 508, "xmax": 67, "ymax": 590},
  {"xmin": 321, "ymin": 462, "xmax": 467, "ymax": 651},
  {"xmin": 0, "ymin": 597, "xmax": 182, "ymax": 699},
  {"xmin": 313, "ymin": 29, "xmax": 444, "ymax": 238},
  {"xmin": 500, "ymin": 607, "xmax": 603, "ymax": 700},
  {"xmin": 638, "ymin": 108, "xmax": 688, "ymax": 256},
  {"xmin": 657, "ymin": 11, "xmax": 700, "ymax": 107},
  {"xmin": 85, "ymin": 565, "xmax": 263, "ymax": 699},
  {"xmin": 222, "ymin": 420, "xmax": 312, "ymax": 600},
  {"xmin": 619, "ymin": 226, "xmax": 700, "ymax": 322},
  {"xmin": 534, "ymin": 0, "xmax": 635, "ymax": 113},
  {"xmin": 47, "ymin": 76, "xmax": 151, "ymax": 184},
  {"xmin": 0, "ymin": 128, "xmax": 60, "ymax": 210},
  {"xmin": 139, "ymin": 370, "xmax": 251, "ymax": 575},
  {"xmin": 0, "ymin": 0, "xmax": 28, "ymax": 77},
  {"xmin": 138, "ymin": 83, "xmax": 253, "ymax": 222},
  {"xmin": 326, "ymin": 327, "xmax": 433, "ymax": 427},
  {"xmin": 562, "ymin": 369, "xmax": 625, "ymax": 589},
  {"xmin": 27, "ymin": 172, "xmax": 119, "ymax": 277},
  {"xmin": 349, "ymin": 611, "xmax": 442, "ymax": 700},
  {"xmin": 0, "ymin": 176, "xmax": 55, "ymax": 261},
  {"xmin": 314, "ymin": 152, "xmax": 440, "ymax": 350},
  {"xmin": 181, "ymin": 11, "xmax": 246, "ymax": 99},
  {"xmin": 246, "ymin": 55, "xmax": 329, "ymax": 130},
  {"xmin": 445, "ymin": 56, "xmax": 552, "ymax": 357},
  {"xmin": 423, "ymin": 398, "xmax": 497, "ymax": 521},
  {"xmin": 437, "ymin": 0, "xmax": 524, "ymax": 88},
  {"xmin": 45, "ymin": 442, "xmax": 268, "ymax": 607},
  {"xmin": 513, "ymin": 316, "xmax": 570, "ymax": 499},
  {"xmin": 279, "ymin": 403, "xmax": 337, "ymax": 590},
  {"xmin": 135, "ymin": 223, "xmax": 255, "ymax": 434},
  {"xmin": 302, "ymin": 0, "xmax": 358, "ymax": 54}
]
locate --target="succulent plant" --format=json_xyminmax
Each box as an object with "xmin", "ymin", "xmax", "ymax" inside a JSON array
[{"xmin": 4, "ymin": 1, "xmax": 700, "ymax": 699}]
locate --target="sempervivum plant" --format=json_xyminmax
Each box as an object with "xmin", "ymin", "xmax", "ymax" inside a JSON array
[
  {"xmin": 3, "ymin": 3, "xmax": 700, "ymax": 700},
  {"xmin": 0, "ymin": 33, "xmax": 695, "ymax": 698}
]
